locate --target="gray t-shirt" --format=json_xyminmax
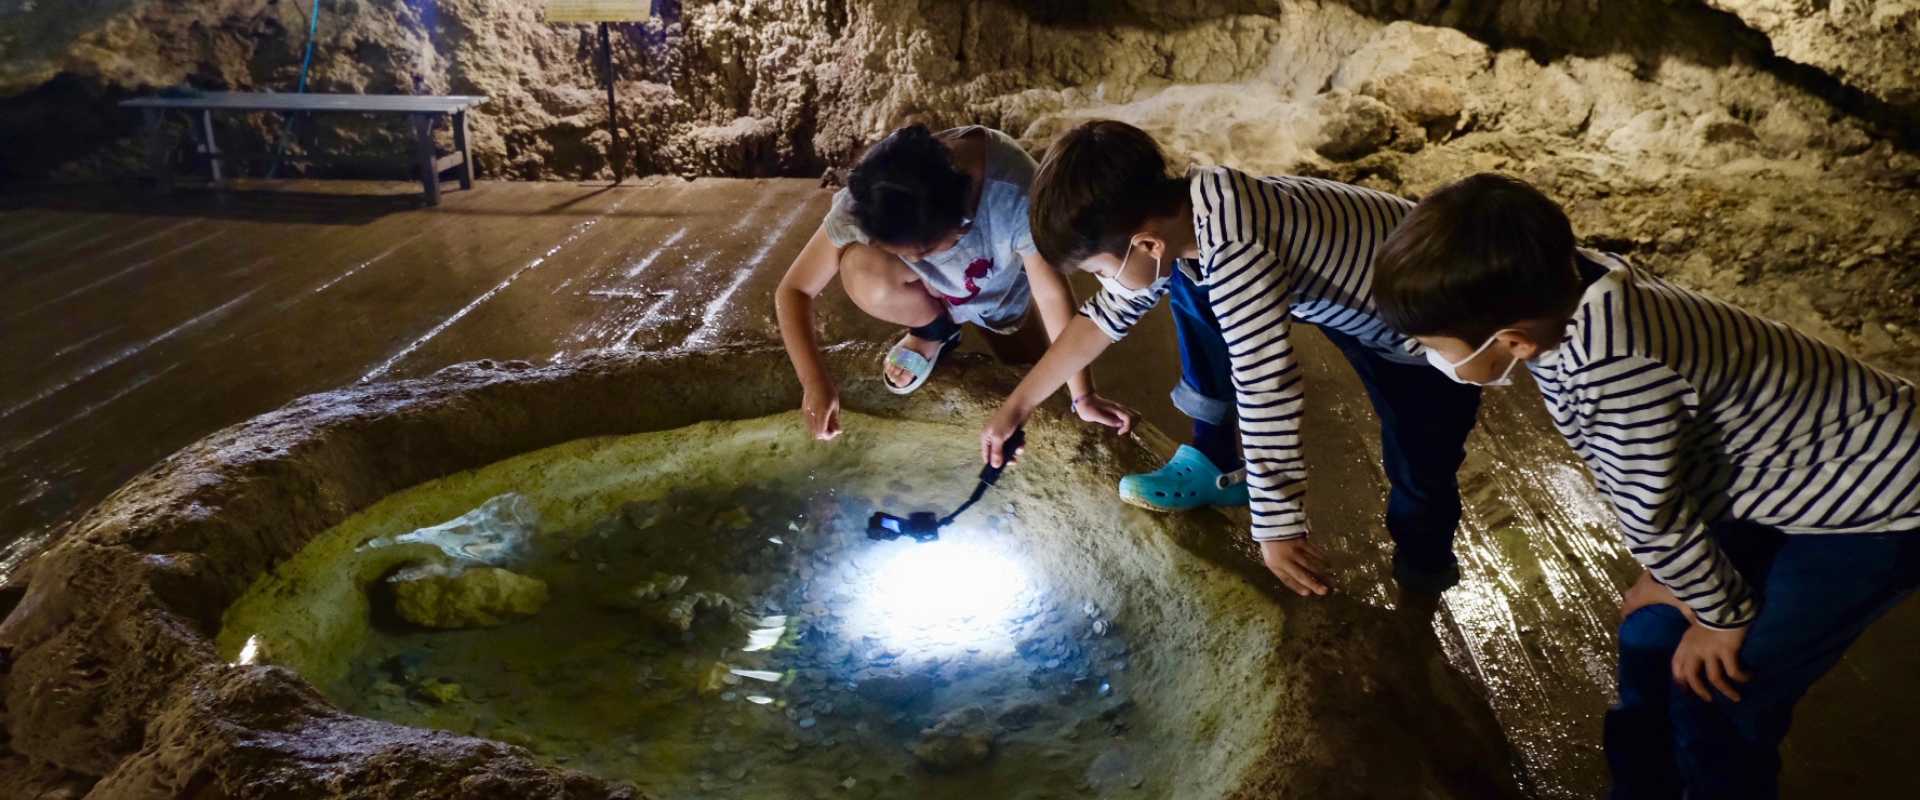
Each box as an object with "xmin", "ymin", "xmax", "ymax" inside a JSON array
[{"xmin": 824, "ymin": 127, "xmax": 1038, "ymax": 332}]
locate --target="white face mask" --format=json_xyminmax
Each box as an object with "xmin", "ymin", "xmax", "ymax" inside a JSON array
[
  {"xmin": 1426, "ymin": 329, "xmax": 1522, "ymax": 387},
  {"xmin": 1096, "ymin": 238, "xmax": 1170, "ymax": 301}
]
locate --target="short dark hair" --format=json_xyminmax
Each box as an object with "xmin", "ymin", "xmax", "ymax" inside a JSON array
[
  {"xmin": 1373, "ymin": 173, "xmax": 1582, "ymax": 344},
  {"xmin": 1030, "ymin": 120, "xmax": 1189, "ymax": 270},
  {"xmin": 846, "ymin": 124, "xmax": 972, "ymax": 250}
]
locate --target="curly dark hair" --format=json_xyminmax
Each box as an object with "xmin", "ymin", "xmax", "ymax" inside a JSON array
[{"xmin": 846, "ymin": 124, "xmax": 973, "ymax": 250}]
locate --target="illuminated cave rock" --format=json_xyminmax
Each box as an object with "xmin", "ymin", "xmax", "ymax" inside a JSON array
[
  {"xmin": 3, "ymin": 2, "xmax": 1913, "ymax": 370},
  {"xmin": 0, "ymin": 346, "xmax": 1522, "ymax": 799}
]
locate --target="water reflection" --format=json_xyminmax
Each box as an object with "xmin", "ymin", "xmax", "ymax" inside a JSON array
[{"xmin": 837, "ymin": 531, "xmax": 1038, "ymax": 666}]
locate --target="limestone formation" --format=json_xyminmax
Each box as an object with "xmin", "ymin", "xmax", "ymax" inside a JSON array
[
  {"xmin": 1, "ymin": 0, "xmax": 1914, "ymax": 373},
  {"xmin": 913, "ymin": 705, "xmax": 998, "ymax": 772},
  {"xmin": 0, "ymin": 0, "xmax": 1911, "ymax": 183},
  {"xmin": 390, "ymin": 565, "xmax": 550, "ymax": 629},
  {"xmin": 0, "ymin": 347, "xmax": 1523, "ymax": 798},
  {"xmin": 1701, "ymin": 0, "xmax": 1920, "ymax": 110}
]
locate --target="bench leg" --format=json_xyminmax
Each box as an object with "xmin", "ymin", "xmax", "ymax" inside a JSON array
[
  {"xmin": 412, "ymin": 113, "xmax": 441, "ymax": 206},
  {"xmin": 200, "ymin": 110, "xmax": 223, "ymax": 182},
  {"xmin": 453, "ymin": 110, "xmax": 474, "ymax": 191},
  {"xmin": 144, "ymin": 108, "xmax": 172, "ymax": 193}
]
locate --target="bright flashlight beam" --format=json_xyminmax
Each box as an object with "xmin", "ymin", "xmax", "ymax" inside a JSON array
[{"xmin": 837, "ymin": 536, "xmax": 1034, "ymax": 664}]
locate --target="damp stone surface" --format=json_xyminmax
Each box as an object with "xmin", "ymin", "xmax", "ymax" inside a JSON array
[
  {"xmin": 223, "ymin": 415, "xmax": 1174, "ymax": 799},
  {"xmin": 0, "ymin": 347, "xmax": 1520, "ymax": 799}
]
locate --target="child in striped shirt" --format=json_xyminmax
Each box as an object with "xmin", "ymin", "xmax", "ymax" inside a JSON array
[
  {"xmin": 980, "ymin": 119, "xmax": 1485, "ymax": 603},
  {"xmin": 1371, "ymin": 173, "xmax": 1920, "ymax": 799}
]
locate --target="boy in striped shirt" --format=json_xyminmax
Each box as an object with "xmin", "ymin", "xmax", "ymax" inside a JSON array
[
  {"xmin": 1371, "ymin": 173, "xmax": 1920, "ymax": 799},
  {"xmin": 979, "ymin": 120, "xmax": 1485, "ymax": 603}
]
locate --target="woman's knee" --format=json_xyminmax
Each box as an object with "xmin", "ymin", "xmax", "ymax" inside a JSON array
[{"xmin": 841, "ymin": 244, "xmax": 939, "ymax": 326}]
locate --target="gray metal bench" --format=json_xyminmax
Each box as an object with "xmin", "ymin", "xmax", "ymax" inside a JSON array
[{"xmin": 121, "ymin": 93, "xmax": 489, "ymax": 206}]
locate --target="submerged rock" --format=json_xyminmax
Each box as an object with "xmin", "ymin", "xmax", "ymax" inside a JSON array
[
  {"xmin": 996, "ymin": 701, "xmax": 1045, "ymax": 731},
  {"xmin": 596, "ymin": 572, "xmax": 689, "ymax": 610},
  {"xmin": 390, "ymin": 565, "xmax": 549, "ymax": 629},
  {"xmin": 419, "ymin": 678, "xmax": 462, "ymax": 705},
  {"xmin": 697, "ymin": 662, "xmax": 734, "ymax": 696},
  {"xmin": 714, "ymin": 507, "xmax": 754, "ymax": 531},
  {"xmin": 662, "ymin": 590, "xmax": 736, "ymax": 631},
  {"xmin": 913, "ymin": 705, "xmax": 997, "ymax": 772}
]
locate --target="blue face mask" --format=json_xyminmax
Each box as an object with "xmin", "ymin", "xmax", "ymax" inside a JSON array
[{"xmin": 1425, "ymin": 330, "xmax": 1521, "ymax": 387}]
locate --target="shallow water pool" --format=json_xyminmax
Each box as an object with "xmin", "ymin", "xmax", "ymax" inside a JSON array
[{"xmin": 219, "ymin": 414, "xmax": 1268, "ymax": 798}]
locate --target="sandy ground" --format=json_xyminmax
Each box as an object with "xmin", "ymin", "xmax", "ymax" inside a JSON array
[{"xmin": 3, "ymin": 178, "xmax": 1916, "ymax": 798}]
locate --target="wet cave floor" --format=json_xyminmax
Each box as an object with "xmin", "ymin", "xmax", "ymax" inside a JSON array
[{"xmin": 10, "ymin": 179, "xmax": 1920, "ymax": 799}]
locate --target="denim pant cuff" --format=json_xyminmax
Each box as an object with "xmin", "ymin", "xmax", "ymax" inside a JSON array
[
  {"xmin": 1393, "ymin": 553, "xmax": 1462, "ymax": 594},
  {"xmin": 1171, "ymin": 378, "xmax": 1231, "ymax": 425}
]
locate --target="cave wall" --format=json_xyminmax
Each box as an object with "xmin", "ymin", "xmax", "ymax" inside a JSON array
[
  {"xmin": 0, "ymin": 0, "xmax": 1912, "ymax": 181},
  {"xmin": 0, "ymin": 0, "xmax": 1914, "ymax": 367}
]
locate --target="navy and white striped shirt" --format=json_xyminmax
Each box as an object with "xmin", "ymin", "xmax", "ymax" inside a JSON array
[
  {"xmin": 1079, "ymin": 167, "xmax": 1419, "ymax": 541},
  {"xmin": 1533, "ymin": 252, "xmax": 1920, "ymax": 629}
]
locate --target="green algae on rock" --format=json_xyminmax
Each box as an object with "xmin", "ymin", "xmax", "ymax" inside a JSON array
[
  {"xmin": 0, "ymin": 346, "xmax": 1523, "ymax": 799},
  {"xmin": 390, "ymin": 565, "xmax": 550, "ymax": 629}
]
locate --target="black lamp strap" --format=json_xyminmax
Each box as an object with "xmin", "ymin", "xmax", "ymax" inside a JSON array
[{"xmin": 937, "ymin": 478, "xmax": 994, "ymax": 529}]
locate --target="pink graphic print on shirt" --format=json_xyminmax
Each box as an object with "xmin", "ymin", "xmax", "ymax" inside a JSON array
[{"xmin": 944, "ymin": 259, "xmax": 993, "ymax": 306}]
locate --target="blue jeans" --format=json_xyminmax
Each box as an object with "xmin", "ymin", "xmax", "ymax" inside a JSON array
[
  {"xmin": 1167, "ymin": 268, "xmax": 1482, "ymax": 593},
  {"xmin": 1608, "ymin": 522, "xmax": 1920, "ymax": 800}
]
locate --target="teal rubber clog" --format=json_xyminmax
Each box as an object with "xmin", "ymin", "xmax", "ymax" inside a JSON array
[{"xmin": 1118, "ymin": 445, "xmax": 1249, "ymax": 512}]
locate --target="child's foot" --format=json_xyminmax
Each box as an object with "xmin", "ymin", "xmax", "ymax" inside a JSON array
[
  {"xmin": 1119, "ymin": 445, "xmax": 1249, "ymax": 512},
  {"xmin": 885, "ymin": 331, "xmax": 948, "ymax": 389}
]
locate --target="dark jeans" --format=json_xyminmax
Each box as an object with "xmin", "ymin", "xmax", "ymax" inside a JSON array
[
  {"xmin": 1167, "ymin": 268, "xmax": 1482, "ymax": 593},
  {"xmin": 1608, "ymin": 522, "xmax": 1920, "ymax": 800}
]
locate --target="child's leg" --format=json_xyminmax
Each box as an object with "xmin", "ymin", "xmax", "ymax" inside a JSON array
[
  {"xmin": 1117, "ymin": 269, "xmax": 1244, "ymax": 512},
  {"xmin": 1165, "ymin": 267, "xmax": 1240, "ymax": 473},
  {"xmin": 1666, "ymin": 525, "xmax": 1920, "ymax": 800},
  {"xmin": 1317, "ymin": 327, "xmax": 1481, "ymax": 594},
  {"xmin": 840, "ymin": 243, "xmax": 944, "ymax": 328},
  {"xmin": 840, "ymin": 243, "xmax": 958, "ymax": 386},
  {"xmin": 1607, "ymin": 605, "xmax": 1690, "ymax": 799}
]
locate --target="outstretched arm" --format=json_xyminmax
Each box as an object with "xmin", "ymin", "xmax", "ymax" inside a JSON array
[
  {"xmin": 981, "ymin": 316, "xmax": 1116, "ymax": 466},
  {"xmin": 775, "ymin": 225, "xmax": 846, "ymax": 440},
  {"xmin": 1023, "ymin": 253, "xmax": 1137, "ymax": 432},
  {"xmin": 1208, "ymin": 246, "xmax": 1327, "ymax": 595}
]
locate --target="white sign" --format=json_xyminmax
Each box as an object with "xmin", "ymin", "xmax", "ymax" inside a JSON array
[{"xmin": 546, "ymin": 0, "xmax": 651, "ymax": 23}]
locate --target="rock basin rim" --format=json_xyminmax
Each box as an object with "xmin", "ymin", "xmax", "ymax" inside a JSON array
[{"xmin": 0, "ymin": 344, "xmax": 1521, "ymax": 799}]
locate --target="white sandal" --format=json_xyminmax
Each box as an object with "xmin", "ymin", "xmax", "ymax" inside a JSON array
[{"xmin": 883, "ymin": 331, "xmax": 962, "ymax": 395}]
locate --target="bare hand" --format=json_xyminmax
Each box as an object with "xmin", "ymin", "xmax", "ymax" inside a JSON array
[
  {"xmin": 801, "ymin": 384, "xmax": 842, "ymax": 440},
  {"xmin": 1621, "ymin": 569, "xmax": 1690, "ymax": 620},
  {"xmin": 982, "ymin": 403, "xmax": 1032, "ymax": 467},
  {"xmin": 1260, "ymin": 538, "xmax": 1333, "ymax": 597},
  {"xmin": 1673, "ymin": 622, "xmax": 1750, "ymax": 702},
  {"xmin": 1073, "ymin": 394, "xmax": 1139, "ymax": 435}
]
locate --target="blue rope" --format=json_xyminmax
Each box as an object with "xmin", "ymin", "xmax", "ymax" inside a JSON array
[
  {"xmin": 295, "ymin": 0, "xmax": 319, "ymax": 93},
  {"xmin": 268, "ymin": 0, "xmax": 322, "ymax": 178}
]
